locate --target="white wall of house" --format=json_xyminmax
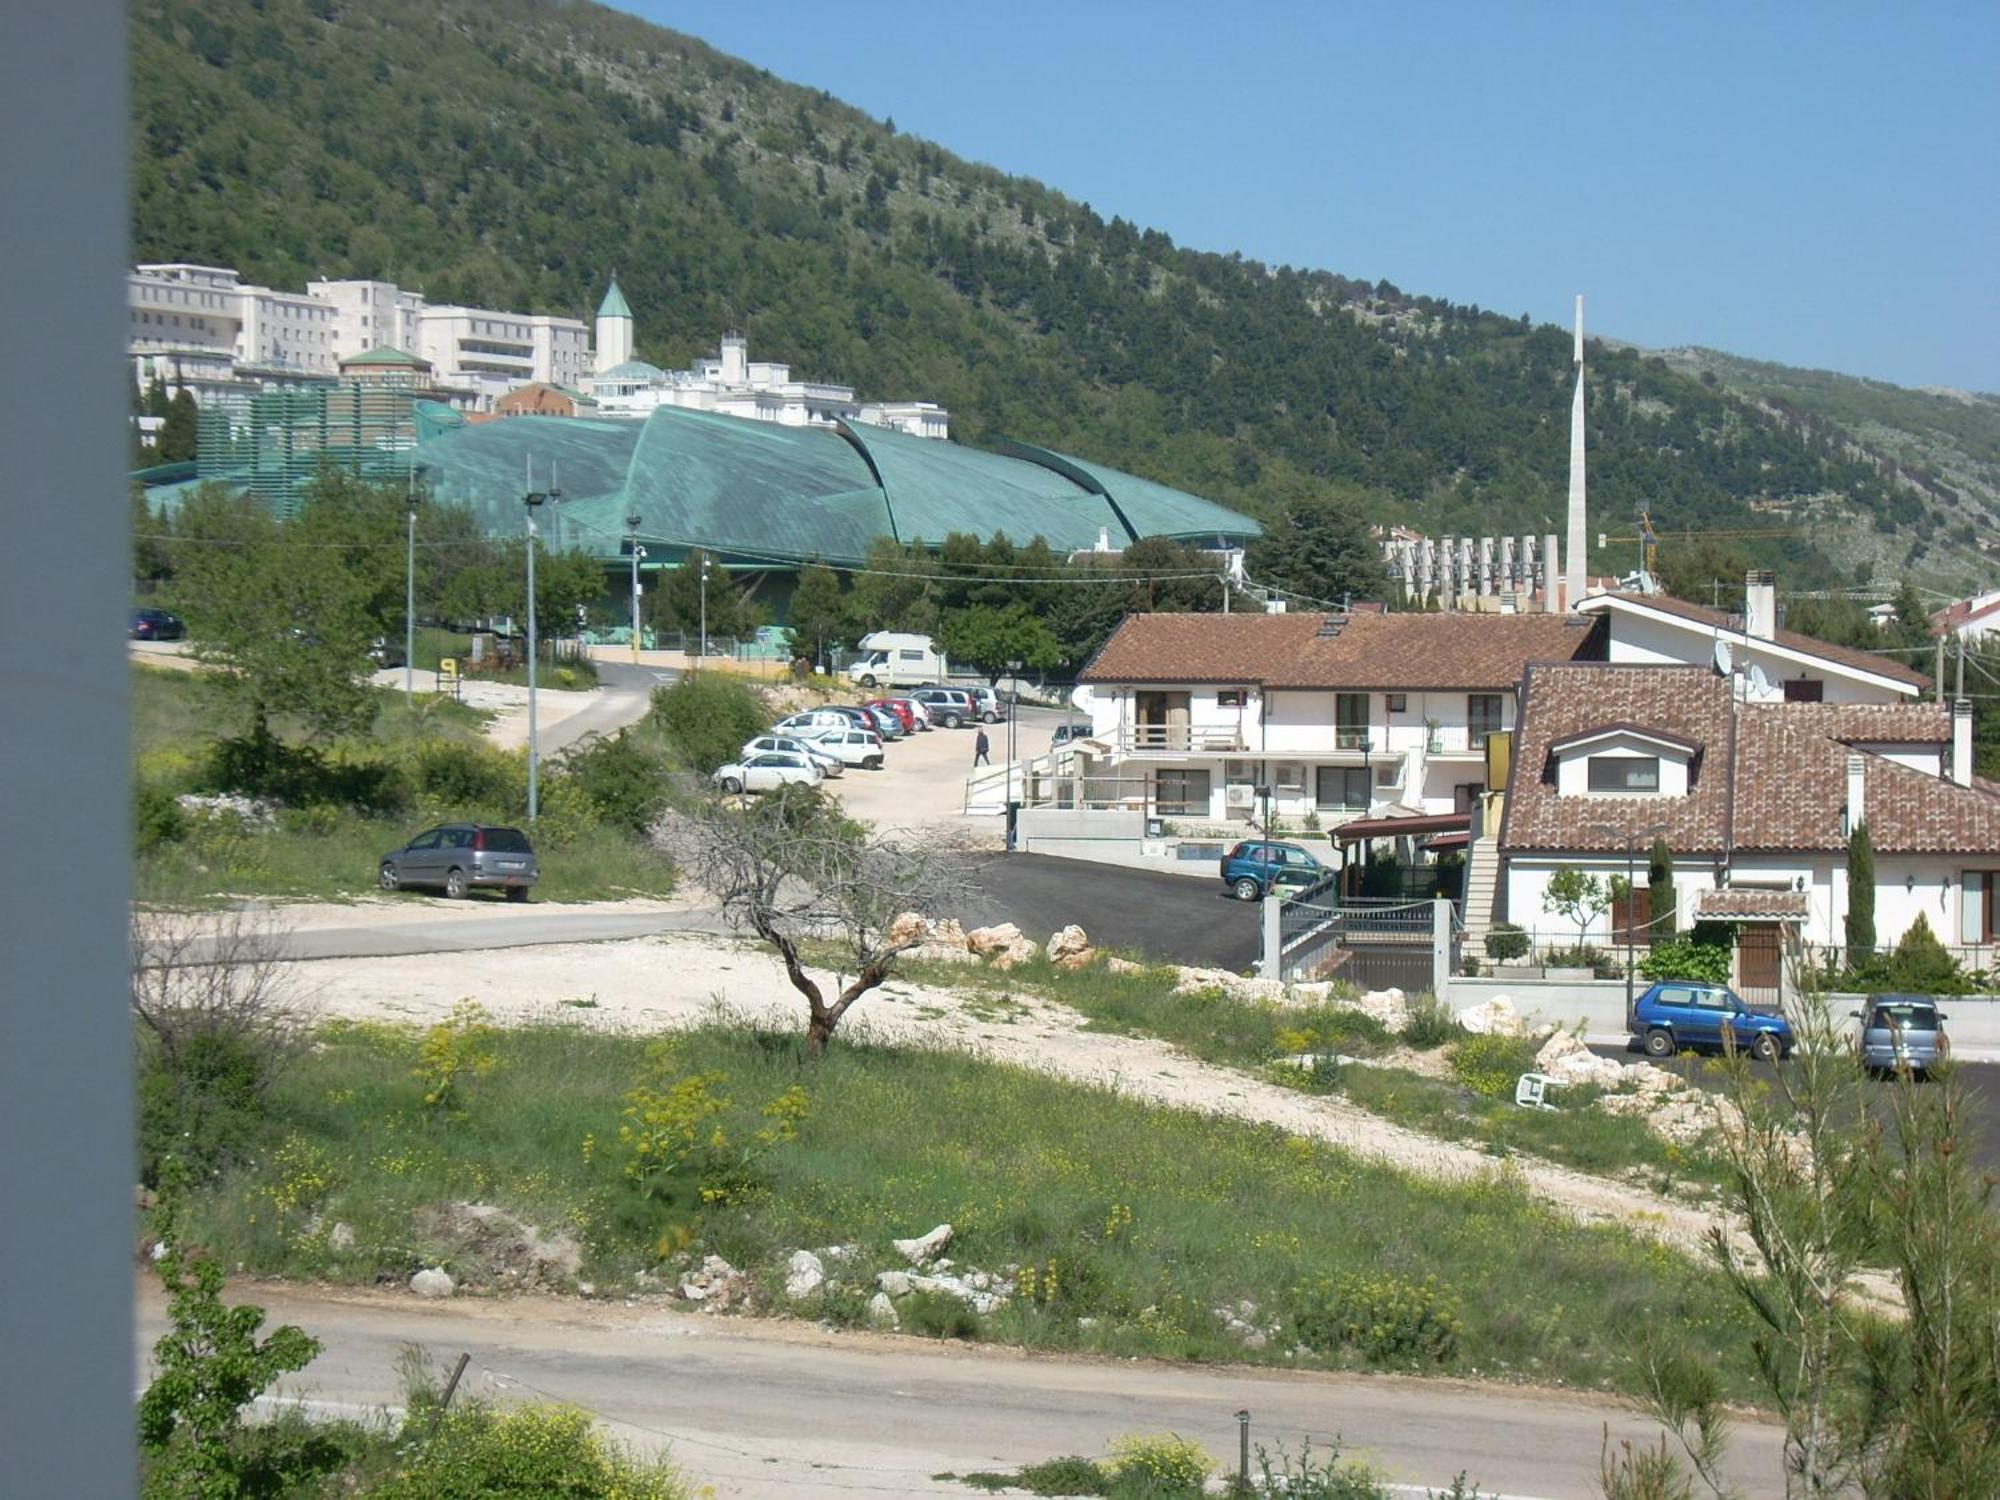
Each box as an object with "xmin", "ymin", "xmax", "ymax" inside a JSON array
[
  {"xmin": 1505, "ymin": 851, "xmax": 1993, "ymax": 953},
  {"xmin": 1551, "ymin": 733, "xmax": 1693, "ymax": 797},
  {"xmin": 1592, "ymin": 606, "xmax": 1911, "ymax": 703}
]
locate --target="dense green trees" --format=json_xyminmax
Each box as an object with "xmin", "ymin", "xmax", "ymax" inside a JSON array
[
  {"xmin": 785, "ymin": 563, "xmax": 848, "ymax": 669},
  {"xmin": 1245, "ymin": 492, "xmax": 1389, "ymax": 606},
  {"xmin": 647, "ymin": 548, "xmax": 760, "ymax": 643}
]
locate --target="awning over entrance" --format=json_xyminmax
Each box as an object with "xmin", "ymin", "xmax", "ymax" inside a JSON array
[
  {"xmin": 1694, "ymin": 889, "xmax": 1810, "ymax": 923},
  {"xmin": 1332, "ymin": 812, "xmax": 1471, "ymax": 844}
]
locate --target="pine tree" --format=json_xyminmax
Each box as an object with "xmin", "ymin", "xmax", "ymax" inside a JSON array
[
  {"xmin": 158, "ymin": 388, "xmax": 201, "ymax": 463},
  {"xmin": 786, "ymin": 563, "xmax": 848, "ymax": 670},
  {"xmin": 1647, "ymin": 836, "xmax": 1677, "ymax": 942}
]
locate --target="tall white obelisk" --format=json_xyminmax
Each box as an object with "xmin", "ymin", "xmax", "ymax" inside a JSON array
[{"xmin": 1563, "ymin": 293, "xmax": 1587, "ymax": 610}]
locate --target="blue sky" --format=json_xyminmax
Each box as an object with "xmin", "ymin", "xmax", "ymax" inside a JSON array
[{"xmin": 626, "ymin": 2, "xmax": 1998, "ymax": 393}]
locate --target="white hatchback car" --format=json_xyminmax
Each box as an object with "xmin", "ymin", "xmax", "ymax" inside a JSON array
[
  {"xmin": 775, "ymin": 709, "xmax": 857, "ymax": 737},
  {"xmin": 804, "ymin": 726, "xmax": 886, "ymax": 770},
  {"xmin": 712, "ymin": 751, "xmax": 825, "ymax": 795},
  {"xmin": 740, "ymin": 733, "xmax": 843, "ymax": 776}
]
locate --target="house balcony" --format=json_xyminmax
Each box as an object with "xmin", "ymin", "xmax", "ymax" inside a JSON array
[{"xmin": 1115, "ymin": 725, "xmax": 1250, "ymax": 755}]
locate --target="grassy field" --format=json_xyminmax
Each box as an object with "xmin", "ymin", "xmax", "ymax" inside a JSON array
[
  {"xmin": 132, "ymin": 666, "xmax": 673, "ymax": 904},
  {"xmin": 893, "ymin": 950, "xmax": 1726, "ymax": 1193},
  {"xmin": 161, "ymin": 1017, "xmax": 1766, "ymax": 1403}
]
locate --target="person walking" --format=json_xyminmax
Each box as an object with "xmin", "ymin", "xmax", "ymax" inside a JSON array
[{"xmin": 973, "ymin": 728, "xmax": 991, "ymax": 766}]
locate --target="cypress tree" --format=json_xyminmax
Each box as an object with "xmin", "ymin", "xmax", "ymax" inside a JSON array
[
  {"xmin": 1845, "ymin": 822, "xmax": 1876, "ymax": 957},
  {"xmin": 1647, "ymin": 836, "xmax": 1677, "ymax": 942}
]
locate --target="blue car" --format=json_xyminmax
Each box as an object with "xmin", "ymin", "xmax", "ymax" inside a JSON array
[
  {"xmin": 1220, "ymin": 840, "xmax": 1325, "ymax": 901},
  {"xmin": 1632, "ymin": 981, "xmax": 1793, "ymax": 1061}
]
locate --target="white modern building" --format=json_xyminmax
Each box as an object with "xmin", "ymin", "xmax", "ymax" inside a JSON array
[
  {"xmin": 1933, "ymin": 587, "xmax": 2000, "ymax": 646},
  {"xmin": 585, "ymin": 277, "xmax": 950, "ymax": 439},
  {"xmin": 130, "ymin": 264, "xmax": 586, "ymax": 414}
]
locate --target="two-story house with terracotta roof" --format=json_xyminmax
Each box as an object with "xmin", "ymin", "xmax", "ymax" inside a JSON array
[
  {"xmin": 1498, "ymin": 661, "xmax": 1996, "ymax": 997},
  {"xmin": 1064, "ymin": 609, "xmax": 1604, "ymax": 829}
]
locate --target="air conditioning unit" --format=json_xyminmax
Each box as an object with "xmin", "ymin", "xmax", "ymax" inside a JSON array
[{"xmin": 1225, "ymin": 783, "xmax": 1256, "ymax": 808}]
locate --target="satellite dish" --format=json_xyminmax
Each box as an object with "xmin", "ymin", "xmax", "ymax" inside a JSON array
[
  {"xmin": 1747, "ymin": 664, "xmax": 1774, "ymax": 697},
  {"xmin": 1712, "ymin": 639, "xmax": 1734, "ymax": 676}
]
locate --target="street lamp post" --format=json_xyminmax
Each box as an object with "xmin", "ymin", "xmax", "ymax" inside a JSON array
[
  {"xmin": 626, "ymin": 514, "xmax": 643, "ymax": 666},
  {"xmin": 404, "ymin": 484, "xmax": 418, "ymax": 698},
  {"xmin": 522, "ymin": 469, "xmax": 562, "ymax": 822},
  {"xmin": 699, "ymin": 552, "xmax": 712, "ymax": 662}
]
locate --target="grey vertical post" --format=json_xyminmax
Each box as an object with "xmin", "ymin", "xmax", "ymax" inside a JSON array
[
  {"xmin": 1236, "ymin": 1409, "xmax": 1251, "ymax": 1489},
  {"xmin": 1436, "ymin": 895, "xmax": 1454, "ymax": 995},
  {"xmin": 1261, "ymin": 892, "xmax": 1284, "ymax": 978},
  {"xmin": 0, "ymin": 5, "xmax": 133, "ymax": 1493}
]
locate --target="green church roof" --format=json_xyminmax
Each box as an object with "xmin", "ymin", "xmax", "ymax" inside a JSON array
[
  {"xmin": 341, "ymin": 345, "xmax": 430, "ymax": 368},
  {"xmin": 597, "ymin": 279, "xmax": 633, "ymax": 320}
]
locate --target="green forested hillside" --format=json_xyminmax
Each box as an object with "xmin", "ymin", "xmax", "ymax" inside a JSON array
[{"xmin": 131, "ymin": 0, "xmax": 1987, "ymax": 591}]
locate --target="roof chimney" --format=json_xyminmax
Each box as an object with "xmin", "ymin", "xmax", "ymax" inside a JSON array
[
  {"xmin": 1744, "ymin": 570, "xmax": 1777, "ymax": 641},
  {"xmin": 1952, "ymin": 698, "xmax": 1974, "ymax": 787},
  {"xmin": 1846, "ymin": 752, "xmax": 1866, "ymax": 834}
]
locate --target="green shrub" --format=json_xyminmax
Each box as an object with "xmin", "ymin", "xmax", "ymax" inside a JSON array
[
  {"xmin": 1251, "ymin": 1439, "xmax": 1393, "ymax": 1499},
  {"xmin": 1107, "ymin": 1432, "xmax": 1213, "ymax": 1497},
  {"xmin": 1638, "ymin": 938, "xmax": 1733, "ymax": 985},
  {"xmin": 650, "ymin": 671, "xmax": 770, "ymax": 773},
  {"xmin": 1015, "ymin": 1455, "xmax": 1112, "ymax": 1495},
  {"xmin": 363, "ymin": 1401, "xmax": 693, "ymax": 1499},
  {"xmin": 136, "ymin": 782, "xmax": 187, "ymax": 851},
  {"xmin": 554, "ymin": 731, "xmax": 676, "ymax": 834},
  {"xmin": 901, "ymin": 1289, "xmax": 983, "ymax": 1339},
  {"xmin": 202, "ymin": 729, "xmax": 409, "ymax": 812},
  {"xmin": 409, "ymin": 738, "xmax": 520, "ymax": 812},
  {"xmin": 1400, "ymin": 991, "xmax": 1464, "ymax": 1050},
  {"xmin": 1446, "ymin": 1033, "xmax": 1538, "ymax": 1098},
  {"xmin": 1849, "ymin": 912, "xmax": 1969, "ymax": 996},
  {"xmin": 1484, "ymin": 924, "xmax": 1530, "ymax": 962},
  {"xmin": 138, "ymin": 1029, "xmax": 272, "ymax": 1186},
  {"xmin": 1288, "ymin": 1272, "xmax": 1462, "ymax": 1365}
]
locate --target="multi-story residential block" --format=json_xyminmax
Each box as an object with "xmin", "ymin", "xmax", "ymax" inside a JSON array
[{"xmin": 1063, "ymin": 610, "xmax": 1604, "ymax": 825}]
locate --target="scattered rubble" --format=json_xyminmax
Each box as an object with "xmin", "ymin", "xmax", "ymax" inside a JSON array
[
  {"xmin": 409, "ymin": 1267, "xmax": 455, "ymax": 1299},
  {"xmin": 783, "ymin": 1249, "xmax": 826, "ymax": 1301},
  {"xmin": 1212, "ymin": 1299, "xmax": 1279, "ymax": 1350},
  {"xmin": 1046, "ymin": 925, "xmax": 1096, "ymax": 970},
  {"xmin": 867, "ymin": 1291, "xmax": 899, "ymax": 1327},
  {"xmin": 1104, "ymin": 956, "xmax": 1149, "ymax": 976},
  {"xmin": 175, "ymin": 792, "xmax": 281, "ymax": 828},
  {"xmin": 1456, "ymin": 995, "xmax": 1530, "ymax": 1037},
  {"xmin": 1172, "ymin": 966, "xmax": 1288, "ymax": 1003},
  {"xmin": 892, "ymin": 1223, "xmax": 954, "ymax": 1266},
  {"xmin": 416, "ymin": 1202, "xmax": 582, "ymax": 1292},
  {"xmin": 1534, "ymin": 1031, "xmax": 1630, "ymax": 1090},
  {"xmin": 965, "ymin": 923, "xmax": 1024, "ymax": 955},
  {"xmin": 678, "ymin": 1254, "xmax": 752, "ymax": 1310}
]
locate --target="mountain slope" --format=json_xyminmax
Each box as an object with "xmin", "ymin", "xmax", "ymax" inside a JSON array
[{"xmin": 131, "ymin": 0, "xmax": 1987, "ymax": 590}]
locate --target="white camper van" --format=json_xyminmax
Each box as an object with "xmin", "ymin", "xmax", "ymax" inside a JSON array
[{"xmin": 844, "ymin": 631, "xmax": 948, "ymax": 689}]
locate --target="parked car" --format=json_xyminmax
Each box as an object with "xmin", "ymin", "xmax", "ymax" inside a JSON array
[
  {"xmin": 713, "ymin": 751, "xmax": 825, "ymax": 795},
  {"xmin": 1051, "ymin": 721, "xmax": 1090, "ymax": 748},
  {"xmin": 775, "ymin": 709, "xmax": 857, "ymax": 737},
  {"xmin": 1854, "ymin": 995, "xmax": 1949, "ymax": 1076},
  {"xmin": 865, "ymin": 697, "xmax": 919, "ymax": 734},
  {"xmin": 1631, "ymin": 981, "xmax": 1793, "ymax": 1061},
  {"xmin": 130, "ymin": 606, "xmax": 185, "ymax": 641},
  {"xmin": 740, "ymin": 733, "xmax": 844, "ymax": 776},
  {"xmin": 910, "ymin": 686, "xmax": 976, "ymax": 728},
  {"xmin": 1220, "ymin": 840, "xmax": 1326, "ymax": 901},
  {"xmin": 366, "ymin": 635, "xmax": 407, "ymax": 669},
  {"xmin": 379, "ymin": 823, "xmax": 538, "ymax": 902},
  {"xmin": 896, "ymin": 696, "xmax": 933, "ymax": 730},
  {"xmin": 857, "ymin": 704, "xmax": 904, "ymax": 739},
  {"xmin": 806, "ymin": 727, "xmax": 886, "ymax": 770},
  {"xmin": 962, "ymin": 685, "xmax": 1003, "ymax": 723}
]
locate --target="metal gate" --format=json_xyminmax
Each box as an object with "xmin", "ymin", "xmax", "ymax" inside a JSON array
[{"xmin": 1272, "ymin": 881, "xmax": 1452, "ymax": 987}]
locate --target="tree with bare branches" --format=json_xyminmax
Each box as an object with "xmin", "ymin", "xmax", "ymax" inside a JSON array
[
  {"xmin": 653, "ymin": 786, "xmax": 971, "ymax": 1057},
  {"xmin": 132, "ymin": 909, "xmax": 313, "ymax": 1182}
]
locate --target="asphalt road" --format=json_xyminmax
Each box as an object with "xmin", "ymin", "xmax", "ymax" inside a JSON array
[
  {"xmin": 136, "ymin": 1283, "xmax": 1786, "ymax": 1499},
  {"xmin": 543, "ymin": 658, "xmax": 671, "ymax": 753},
  {"xmin": 1588, "ymin": 1044, "xmax": 2000, "ymax": 1175},
  {"xmin": 963, "ymin": 853, "xmax": 1261, "ymax": 968}
]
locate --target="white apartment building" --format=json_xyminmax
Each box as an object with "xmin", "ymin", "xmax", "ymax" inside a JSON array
[
  {"xmin": 131, "ymin": 265, "xmax": 585, "ymax": 414},
  {"xmin": 586, "ymin": 277, "xmax": 950, "ymax": 438}
]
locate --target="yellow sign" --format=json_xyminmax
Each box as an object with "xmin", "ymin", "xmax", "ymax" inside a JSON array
[{"xmin": 439, "ymin": 658, "xmax": 459, "ymax": 685}]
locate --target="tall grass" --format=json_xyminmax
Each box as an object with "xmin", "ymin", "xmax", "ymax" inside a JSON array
[{"xmin": 171, "ymin": 1019, "xmax": 1766, "ymax": 1402}]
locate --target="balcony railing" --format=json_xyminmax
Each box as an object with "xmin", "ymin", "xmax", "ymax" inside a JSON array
[{"xmin": 1119, "ymin": 725, "xmax": 1248, "ymax": 753}]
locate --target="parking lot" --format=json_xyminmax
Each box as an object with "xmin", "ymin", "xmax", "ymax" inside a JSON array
[{"xmin": 807, "ymin": 699, "xmax": 1075, "ymax": 834}]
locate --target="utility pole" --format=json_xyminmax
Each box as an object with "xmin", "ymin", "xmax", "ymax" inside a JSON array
[
  {"xmin": 1005, "ymin": 658, "xmax": 1023, "ymax": 852},
  {"xmin": 1956, "ymin": 634, "xmax": 1965, "ymax": 700},
  {"xmin": 626, "ymin": 513, "xmax": 643, "ymax": 666},
  {"xmin": 1936, "ymin": 634, "xmax": 1946, "ymax": 701},
  {"xmin": 1220, "ymin": 573, "xmax": 1230, "ymax": 613}
]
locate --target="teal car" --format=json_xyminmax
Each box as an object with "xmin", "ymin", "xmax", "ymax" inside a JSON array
[{"xmin": 1220, "ymin": 840, "xmax": 1325, "ymax": 901}]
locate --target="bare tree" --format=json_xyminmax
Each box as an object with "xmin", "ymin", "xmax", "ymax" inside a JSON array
[{"xmin": 654, "ymin": 786, "xmax": 971, "ymax": 1057}]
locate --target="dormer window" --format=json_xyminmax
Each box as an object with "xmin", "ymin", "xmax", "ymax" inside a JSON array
[{"xmin": 1587, "ymin": 756, "xmax": 1660, "ymax": 794}]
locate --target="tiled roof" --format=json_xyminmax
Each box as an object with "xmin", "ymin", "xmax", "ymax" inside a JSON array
[
  {"xmin": 1502, "ymin": 665, "xmax": 1731, "ymax": 855},
  {"xmin": 1584, "ymin": 592, "xmax": 1930, "ymax": 690},
  {"xmin": 1077, "ymin": 610, "xmax": 1601, "ymax": 689},
  {"xmin": 1502, "ymin": 664, "xmax": 2000, "ymax": 857},
  {"xmin": 1269, "ymin": 612, "xmax": 1602, "ymax": 690},
  {"xmin": 1696, "ymin": 889, "xmax": 1810, "ymax": 921},
  {"xmin": 1931, "ymin": 593, "xmax": 2000, "ymax": 634},
  {"xmin": 1078, "ymin": 612, "xmax": 1326, "ymax": 684}
]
